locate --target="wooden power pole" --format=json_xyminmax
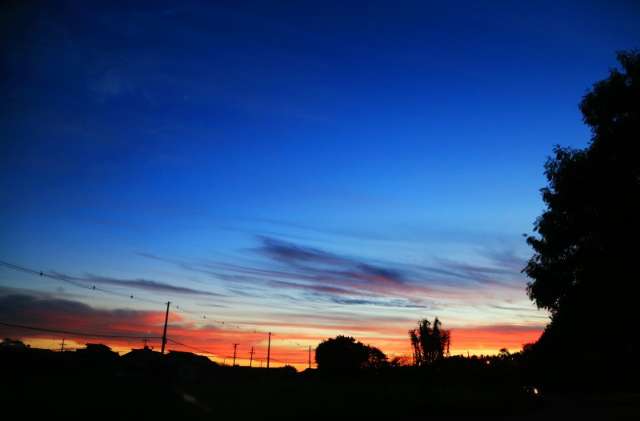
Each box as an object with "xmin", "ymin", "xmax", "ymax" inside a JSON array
[
  {"xmin": 266, "ymin": 332, "xmax": 272, "ymax": 368},
  {"xmin": 161, "ymin": 301, "xmax": 170, "ymax": 354},
  {"xmin": 232, "ymin": 343, "xmax": 239, "ymax": 366},
  {"xmin": 249, "ymin": 346, "xmax": 254, "ymax": 367}
]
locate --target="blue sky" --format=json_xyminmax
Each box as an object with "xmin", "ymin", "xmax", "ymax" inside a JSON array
[{"xmin": 1, "ymin": 1, "xmax": 638, "ymax": 358}]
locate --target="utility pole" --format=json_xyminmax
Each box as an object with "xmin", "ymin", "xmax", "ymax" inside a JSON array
[
  {"xmin": 308, "ymin": 345, "xmax": 311, "ymax": 369},
  {"xmin": 161, "ymin": 301, "xmax": 170, "ymax": 354},
  {"xmin": 266, "ymin": 332, "xmax": 272, "ymax": 369},
  {"xmin": 60, "ymin": 338, "xmax": 65, "ymax": 352},
  {"xmin": 249, "ymin": 346, "xmax": 254, "ymax": 367},
  {"xmin": 232, "ymin": 343, "xmax": 239, "ymax": 366}
]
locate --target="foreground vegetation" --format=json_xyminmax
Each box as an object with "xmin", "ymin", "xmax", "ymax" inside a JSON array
[{"xmin": 2, "ymin": 342, "xmax": 639, "ymax": 419}]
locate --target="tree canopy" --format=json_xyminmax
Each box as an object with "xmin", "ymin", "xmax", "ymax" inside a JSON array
[
  {"xmin": 315, "ymin": 335, "xmax": 387, "ymax": 372},
  {"xmin": 524, "ymin": 51, "xmax": 640, "ymax": 363}
]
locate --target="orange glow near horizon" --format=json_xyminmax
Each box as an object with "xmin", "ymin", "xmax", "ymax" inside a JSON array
[
  {"xmin": 9, "ymin": 318, "xmax": 544, "ymax": 371},
  {"xmin": 0, "ymin": 281, "xmax": 547, "ymax": 372}
]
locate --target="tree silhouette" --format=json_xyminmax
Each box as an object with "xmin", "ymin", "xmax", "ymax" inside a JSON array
[
  {"xmin": 409, "ymin": 318, "xmax": 450, "ymax": 366},
  {"xmin": 315, "ymin": 335, "xmax": 387, "ymax": 372},
  {"xmin": 524, "ymin": 51, "xmax": 640, "ymax": 376}
]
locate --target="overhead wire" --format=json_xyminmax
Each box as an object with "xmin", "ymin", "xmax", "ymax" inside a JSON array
[
  {"xmin": 1, "ymin": 260, "xmax": 318, "ymax": 364},
  {"xmin": 0, "ymin": 259, "xmax": 267, "ymax": 332},
  {"xmin": 165, "ymin": 338, "xmax": 219, "ymax": 357},
  {"xmin": 0, "ymin": 260, "xmax": 165, "ymax": 305},
  {"xmin": 0, "ymin": 320, "xmax": 160, "ymax": 340}
]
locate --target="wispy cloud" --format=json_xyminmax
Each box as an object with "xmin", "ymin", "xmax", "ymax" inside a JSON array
[
  {"xmin": 268, "ymin": 280, "xmax": 356, "ymax": 295},
  {"xmin": 49, "ymin": 271, "xmax": 224, "ymax": 297},
  {"xmin": 326, "ymin": 296, "xmax": 428, "ymax": 309},
  {"xmin": 253, "ymin": 236, "xmax": 410, "ymax": 290},
  {"xmin": 138, "ymin": 235, "xmax": 530, "ymax": 308},
  {"xmin": 419, "ymin": 257, "xmax": 525, "ymax": 289},
  {"xmin": 256, "ymin": 236, "xmax": 348, "ymax": 267}
]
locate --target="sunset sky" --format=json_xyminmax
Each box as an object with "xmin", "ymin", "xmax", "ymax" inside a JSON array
[{"xmin": 1, "ymin": 1, "xmax": 639, "ymax": 368}]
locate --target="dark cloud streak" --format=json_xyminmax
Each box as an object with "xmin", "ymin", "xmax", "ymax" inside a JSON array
[
  {"xmin": 49, "ymin": 271, "xmax": 224, "ymax": 297},
  {"xmin": 136, "ymin": 236, "xmax": 529, "ymax": 305}
]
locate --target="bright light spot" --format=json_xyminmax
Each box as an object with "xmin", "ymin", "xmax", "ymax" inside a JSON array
[{"xmin": 533, "ymin": 387, "xmax": 539, "ymax": 395}]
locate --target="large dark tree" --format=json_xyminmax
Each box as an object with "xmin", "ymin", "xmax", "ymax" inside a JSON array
[
  {"xmin": 524, "ymin": 51, "xmax": 640, "ymax": 380},
  {"xmin": 315, "ymin": 335, "xmax": 387, "ymax": 372}
]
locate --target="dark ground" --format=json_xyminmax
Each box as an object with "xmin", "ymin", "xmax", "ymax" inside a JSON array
[{"xmin": 2, "ymin": 347, "xmax": 638, "ymax": 419}]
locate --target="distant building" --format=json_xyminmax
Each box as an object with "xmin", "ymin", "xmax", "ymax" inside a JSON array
[
  {"xmin": 82, "ymin": 343, "xmax": 114, "ymax": 353},
  {"xmin": 76, "ymin": 343, "xmax": 119, "ymax": 360}
]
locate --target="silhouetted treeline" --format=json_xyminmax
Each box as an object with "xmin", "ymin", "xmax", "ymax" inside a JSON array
[
  {"xmin": 0, "ymin": 339, "xmax": 542, "ymax": 418},
  {"xmin": 5, "ymin": 336, "xmax": 640, "ymax": 418}
]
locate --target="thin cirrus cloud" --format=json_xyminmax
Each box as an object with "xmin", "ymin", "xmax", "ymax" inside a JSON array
[
  {"xmin": 268, "ymin": 280, "xmax": 357, "ymax": 296},
  {"xmin": 131, "ymin": 234, "xmax": 542, "ymax": 352},
  {"xmin": 326, "ymin": 296, "xmax": 429, "ymax": 309},
  {"xmin": 226, "ymin": 236, "xmax": 428, "ymax": 302},
  {"xmin": 242, "ymin": 235, "xmax": 525, "ymax": 301},
  {"xmin": 138, "ymin": 235, "xmax": 530, "ymax": 308},
  {"xmin": 254, "ymin": 235, "xmax": 407, "ymax": 285},
  {"xmin": 48, "ymin": 271, "xmax": 224, "ymax": 297}
]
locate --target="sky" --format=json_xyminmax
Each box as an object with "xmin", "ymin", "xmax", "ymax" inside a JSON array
[{"xmin": 1, "ymin": 0, "xmax": 639, "ymax": 368}]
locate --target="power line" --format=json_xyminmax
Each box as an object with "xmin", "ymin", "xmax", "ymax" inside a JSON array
[
  {"xmin": 0, "ymin": 260, "xmax": 164, "ymax": 305},
  {"xmin": 2, "ymin": 323, "xmax": 316, "ymax": 365},
  {"xmin": 172, "ymin": 305, "xmax": 268, "ymax": 333},
  {"xmin": 1, "ymin": 260, "xmax": 323, "ymax": 365},
  {"xmin": 0, "ymin": 259, "xmax": 267, "ymax": 333},
  {"xmin": 165, "ymin": 338, "xmax": 219, "ymax": 358},
  {"xmin": 1, "ymin": 323, "xmax": 316, "ymax": 365},
  {"xmin": 0, "ymin": 321, "xmax": 160, "ymax": 340}
]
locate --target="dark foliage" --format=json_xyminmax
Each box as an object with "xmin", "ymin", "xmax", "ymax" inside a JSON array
[
  {"xmin": 315, "ymin": 335, "xmax": 387, "ymax": 372},
  {"xmin": 3, "ymin": 339, "xmax": 638, "ymax": 418},
  {"xmin": 409, "ymin": 318, "xmax": 450, "ymax": 366},
  {"xmin": 524, "ymin": 51, "xmax": 640, "ymax": 387},
  {"xmin": 0, "ymin": 342, "xmax": 546, "ymax": 418}
]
